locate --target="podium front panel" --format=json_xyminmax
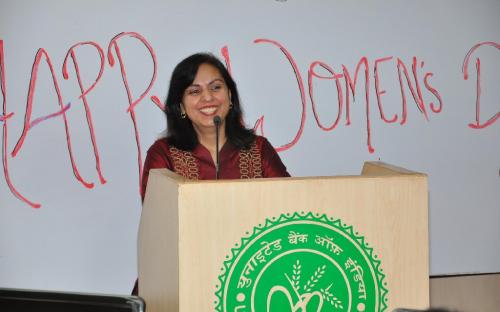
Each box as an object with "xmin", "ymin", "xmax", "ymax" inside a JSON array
[{"xmin": 140, "ymin": 165, "xmax": 428, "ymax": 312}]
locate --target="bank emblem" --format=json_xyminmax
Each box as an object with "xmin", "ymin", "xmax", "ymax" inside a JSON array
[{"xmin": 215, "ymin": 212, "xmax": 388, "ymax": 311}]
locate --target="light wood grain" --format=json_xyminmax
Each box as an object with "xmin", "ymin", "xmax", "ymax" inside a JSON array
[
  {"xmin": 138, "ymin": 171, "xmax": 180, "ymax": 311},
  {"xmin": 139, "ymin": 161, "xmax": 429, "ymax": 311}
]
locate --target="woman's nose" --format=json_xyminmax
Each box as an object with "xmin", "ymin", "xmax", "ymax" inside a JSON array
[{"xmin": 201, "ymin": 89, "xmax": 214, "ymax": 101}]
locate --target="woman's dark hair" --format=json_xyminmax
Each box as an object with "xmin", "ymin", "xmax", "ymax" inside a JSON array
[{"xmin": 164, "ymin": 53, "xmax": 255, "ymax": 150}]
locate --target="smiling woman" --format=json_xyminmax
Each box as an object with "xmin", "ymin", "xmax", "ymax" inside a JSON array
[
  {"xmin": 134, "ymin": 53, "xmax": 291, "ymax": 294},
  {"xmin": 180, "ymin": 63, "xmax": 232, "ymax": 151}
]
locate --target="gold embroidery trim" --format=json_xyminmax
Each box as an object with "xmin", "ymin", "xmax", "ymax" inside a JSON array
[
  {"xmin": 169, "ymin": 146, "xmax": 199, "ymax": 180},
  {"xmin": 239, "ymin": 141, "xmax": 263, "ymax": 179}
]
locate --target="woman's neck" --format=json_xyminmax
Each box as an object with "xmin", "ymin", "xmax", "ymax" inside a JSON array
[{"xmin": 195, "ymin": 125, "xmax": 227, "ymax": 161}]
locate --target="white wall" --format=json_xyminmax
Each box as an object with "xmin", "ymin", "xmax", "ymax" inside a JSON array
[{"xmin": 0, "ymin": 0, "xmax": 499, "ymax": 294}]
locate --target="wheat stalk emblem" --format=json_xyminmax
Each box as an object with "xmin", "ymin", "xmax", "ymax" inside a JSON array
[
  {"xmin": 286, "ymin": 260, "xmax": 343, "ymax": 309},
  {"xmin": 303, "ymin": 264, "xmax": 326, "ymax": 292},
  {"xmin": 291, "ymin": 260, "xmax": 301, "ymax": 292},
  {"xmin": 320, "ymin": 283, "xmax": 344, "ymax": 309}
]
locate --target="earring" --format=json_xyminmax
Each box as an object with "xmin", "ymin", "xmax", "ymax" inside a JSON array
[
  {"xmin": 180, "ymin": 104, "xmax": 186, "ymax": 119},
  {"xmin": 229, "ymin": 101, "xmax": 233, "ymax": 109}
]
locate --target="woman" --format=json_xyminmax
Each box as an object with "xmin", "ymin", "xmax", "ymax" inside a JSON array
[
  {"xmin": 134, "ymin": 53, "xmax": 290, "ymax": 294},
  {"xmin": 140, "ymin": 53, "xmax": 290, "ymax": 200}
]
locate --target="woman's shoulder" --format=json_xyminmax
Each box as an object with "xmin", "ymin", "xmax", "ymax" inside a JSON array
[
  {"xmin": 147, "ymin": 137, "xmax": 169, "ymax": 153},
  {"xmin": 252, "ymin": 135, "xmax": 267, "ymax": 145},
  {"xmin": 253, "ymin": 135, "xmax": 291, "ymax": 177},
  {"xmin": 143, "ymin": 137, "xmax": 175, "ymax": 173},
  {"xmin": 253, "ymin": 135, "xmax": 273, "ymax": 149},
  {"xmin": 251, "ymin": 135, "xmax": 282, "ymax": 157}
]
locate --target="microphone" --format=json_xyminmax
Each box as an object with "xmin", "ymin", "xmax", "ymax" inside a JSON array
[{"xmin": 213, "ymin": 116, "xmax": 222, "ymax": 180}]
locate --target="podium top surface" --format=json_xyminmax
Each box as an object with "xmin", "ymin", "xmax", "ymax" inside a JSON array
[{"xmin": 149, "ymin": 161, "xmax": 426, "ymax": 185}]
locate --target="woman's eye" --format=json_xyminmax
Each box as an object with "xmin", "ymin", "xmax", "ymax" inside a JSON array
[
  {"xmin": 211, "ymin": 84, "xmax": 223, "ymax": 91},
  {"xmin": 187, "ymin": 89, "xmax": 200, "ymax": 95}
]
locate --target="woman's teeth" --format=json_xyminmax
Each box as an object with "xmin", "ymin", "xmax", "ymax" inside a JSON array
[{"xmin": 200, "ymin": 107, "xmax": 217, "ymax": 114}]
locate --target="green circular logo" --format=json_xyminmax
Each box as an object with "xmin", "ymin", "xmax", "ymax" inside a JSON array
[{"xmin": 215, "ymin": 212, "xmax": 388, "ymax": 312}]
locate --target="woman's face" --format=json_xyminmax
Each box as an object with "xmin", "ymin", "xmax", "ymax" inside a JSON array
[{"xmin": 181, "ymin": 63, "xmax": 231, "ymax": 133}]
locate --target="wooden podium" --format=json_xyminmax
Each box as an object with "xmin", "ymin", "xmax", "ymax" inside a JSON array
[{"xmin": 138, "ymin": 162, "xmax": 429, "ymax": 312}]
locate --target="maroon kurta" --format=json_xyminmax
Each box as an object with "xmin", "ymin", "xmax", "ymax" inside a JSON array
[
  {"xmin": 133, "ymin": 136, "xmax": 289, "ymax": 295},
  {"xmin": 141, "ymin": 135, "xmax": 290, "ymax": 200}
]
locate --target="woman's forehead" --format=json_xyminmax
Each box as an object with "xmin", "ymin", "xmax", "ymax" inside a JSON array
[
  {"xmin": 188, "ymin": 64, "xmax": 225, "ymax": 87},
  {"xmin": 194, "ymin": 64, "xmax": 223, "ymax": 80}
]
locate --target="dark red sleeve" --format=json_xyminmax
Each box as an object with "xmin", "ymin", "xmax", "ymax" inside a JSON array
[
  {"xmin": 259, "ymin": 137, "xmax": 291, "ymax": 178},
  {"xmin": 141, "ymin": 139, "xmax": 173, "ymax": 201}
]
